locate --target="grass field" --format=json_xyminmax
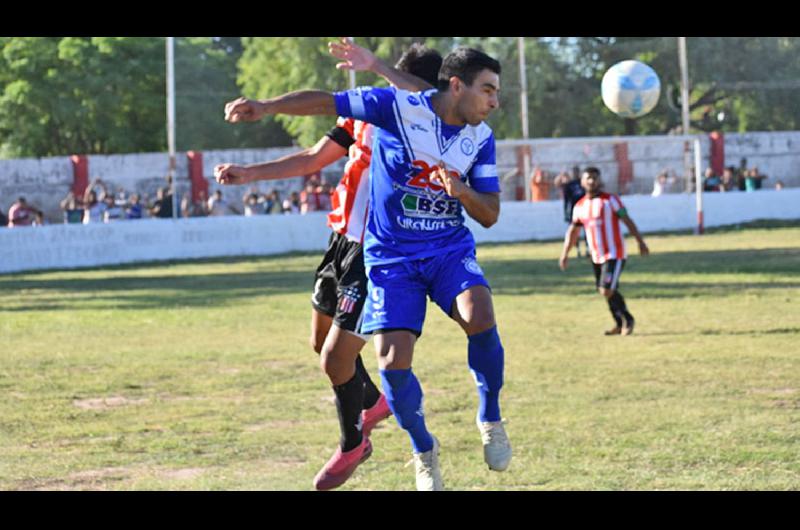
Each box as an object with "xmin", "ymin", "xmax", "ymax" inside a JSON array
[{"xmin": 1, "ymin": 221, "xmax": 799, "ymax": 491}]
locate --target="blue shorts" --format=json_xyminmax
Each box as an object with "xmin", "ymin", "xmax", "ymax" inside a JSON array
[{"xmin": 361, "ymin": 246, "xmax": 491, "ymax": 335}]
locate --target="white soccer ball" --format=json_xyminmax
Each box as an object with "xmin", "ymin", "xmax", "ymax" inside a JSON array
[{"xmin": 601, "ymin": 60, "xmax": 661, "ymax": 118}]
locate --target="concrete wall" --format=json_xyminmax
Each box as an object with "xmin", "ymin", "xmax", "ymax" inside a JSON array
[
  {"xmin": 2, "ymin": 188, "xmax": 798, "ymax": 275},
  {"xmin": 2, "ymin": 131, "xmax": 798, "ymax": 224},
  {"xmin": 498, "ymin": 131, "xmax": 800, "ymax": 198}
]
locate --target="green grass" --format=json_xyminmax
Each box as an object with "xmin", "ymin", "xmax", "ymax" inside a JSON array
[{"xmin": 1, "ymin": 221, "xmax": 799, "ymax": 490}]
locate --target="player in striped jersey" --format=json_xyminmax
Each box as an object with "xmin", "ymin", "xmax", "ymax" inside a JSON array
[
  {"xmin": 559, "ymin": 167, "xmax": 649, "ymax": 335},
  {"xmin": 215, "ymin": 41, "xmax": 442, "ymax": 490}
]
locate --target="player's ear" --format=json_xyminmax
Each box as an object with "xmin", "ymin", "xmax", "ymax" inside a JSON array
[{"xmin": 449, "ymin": 76, "xmax": 462, "ymax": 94}]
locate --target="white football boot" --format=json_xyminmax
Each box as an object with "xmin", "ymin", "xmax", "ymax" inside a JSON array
[
  {"xmin": 413, "ymin": 435, "xmax": 444, "ymax": 491},
  {"xmin": 477, "ymin": 417, "xmax": 512, "ymax": 471}
]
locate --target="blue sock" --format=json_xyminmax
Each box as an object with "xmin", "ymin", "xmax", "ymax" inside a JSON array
[
  {"xmin": 380, "ymin": 368, "xmax": 434, "ymax": 453},
  {"xmin": 468, "ymin": 326, "xmax": 504, "ymax": 422}
]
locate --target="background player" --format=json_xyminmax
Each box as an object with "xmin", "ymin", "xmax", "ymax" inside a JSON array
[
  {"xmin": 216, "ymin": 41, "xmax": 441, "ymax": 490},
  {"xmin": 559, "ymin": 167, "xmax": 649, "ymax": 335}
]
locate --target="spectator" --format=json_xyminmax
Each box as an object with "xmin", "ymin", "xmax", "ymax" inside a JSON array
[
  {"xmin": 83, "ymin": 179, "xmax": 109, "ymax": 223},
  {"xmin": 651, "ymin": 172, "xmax": 667, "ymax": 197},
  {"xmin": 32, "ymin": 210, "xmax": 45, "ymax": 226},
  {"xmin": 115, "ymin": 186, "xmax": 129, "ymax": 207},
  {"xmin": 103, "ymin": 194, "xmax": 125, "ymax": 222},
  {"xmin": 243, "ymin": 189, "xmax": 265, "ymax": 216},
  {"xmin": 554, "ymin": 169, "xmax": 587, "ymax": 258},
  {"xmin": 149, "ymin": 187, "xmax": 174, "ymax": 219},
  {"xmin": 181, "ymin": 190, "xmax": 209, "ymax": 218},
  {"xmin": 0, "ymin": 206, "xmax": 7, "ymax": 227},
  {"xmin": 207, "ymin": 189, "xmax": 240, "ymax": 216},
  {"xmin": 703, "ymin": 167, "xmax": 721, "ymax": 192},
  {"xmin": 263, "ymin": 190, "xmax": 283, "ymax": 214},
  {"xmin": 720, "ymin": 167, "xmax": 737, "ymax": 192},
  {"xmin": 283, "ymin": 191, "xmax": 301, "ymax": 214},
  {"xmin": 651, "ymin": 171, "xmax": 677, "ymax": 197},
  {"xmin": 529, "ymin": 166, "xmax": 551, "ymax": 202},
  {"xmin": 300, "ymin": 181, "xmax": 322, "ymax": 213},
  {"xmin": 60, "ymin": 191, "xmax": 85, "ymax": 224},
  {"xmin": 317, "ymin": 182, "xmax": 333, "ymax": 211},
  {"xmin": 775, "ymin": 180, "xmax": 784, "ymax": 191},
  {"xmin": 745, "ymin": 167, "xmax": 768, "ymax": 191},
  {"xmin": 736, "ymin": 157, "xmax": 748, "ymax": 191},
  {"xmin": 180, "ymin": 193, "xmax": 191, "ymax": 218},
  {"xmin": 126, "ymin": 193, "xmax": 144, "ymax": 219},
  {"xmin": 7, "ymin": 197, "xmax": 41, "ymax": 227}
]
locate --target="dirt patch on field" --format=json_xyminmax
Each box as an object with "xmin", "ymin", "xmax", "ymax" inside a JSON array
[
  {"xmin": 244, "ymin": 419, "xmax": 304, "ymax": 432},
  {"xmin": 72, "ymin": 396, "xmax": 149, "ymax": 410},
  {"xmin": 16, "ymin": 465, "xmax": 143, "ymax": 491},
  {"xmin": 748, "ymin": 387, "xmax": 797, "ymax": 395},
  {"xmin": 159, "ymin": 467, "xmax": 206, "ymax": 480}
]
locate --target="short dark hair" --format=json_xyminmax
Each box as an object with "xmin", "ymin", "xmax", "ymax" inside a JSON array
[
  {"xmin": 395, "ymin": 44, "xmax": 443, "ymax": 87},
  {"xmin": 583, "ymin": 167, "xmax": 601, "ymax": 178},
  {"xmin": 437, "ymin": 47, "xmax": 501, "ymax": 91}
]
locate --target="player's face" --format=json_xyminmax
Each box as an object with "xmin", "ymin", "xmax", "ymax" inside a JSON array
[
  {"xmin": 457, "ymin": 69, "xmax": 500, "ymax": 126},
  {"xmin": 581, "ymin": 172, "xmax": 601, "ymax": 194}
]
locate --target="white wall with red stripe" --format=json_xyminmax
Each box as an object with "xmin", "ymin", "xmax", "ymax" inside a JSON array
[{"xmin": 2, "ymin": 188, "xmax": 798, "ymax": 274}]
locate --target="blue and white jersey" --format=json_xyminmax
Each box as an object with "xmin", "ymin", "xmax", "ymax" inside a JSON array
[{"xmin": 333, "ymin": 86, "xmax": 500, "ymax": 266}]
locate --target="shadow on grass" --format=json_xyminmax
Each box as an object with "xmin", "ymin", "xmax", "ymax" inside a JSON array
[
  {"xmin": 482, "ymin": 247, "xmax": 800, "ymax": 298},
  {"xmin": 699, "ymin": 327, "xmax": 800, "ymax": 336},
  {"xmin": 0, "ymin": 267, "xmax": 314, "ymax": 312},
  {"xmin": 1, "ymin": 243, "xmax": 797, "ymax": 312}
]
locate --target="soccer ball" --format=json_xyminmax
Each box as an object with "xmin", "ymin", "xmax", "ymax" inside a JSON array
[{"xmin": 601, "ymin": 60, "xmax": 661, "ymax": 118}]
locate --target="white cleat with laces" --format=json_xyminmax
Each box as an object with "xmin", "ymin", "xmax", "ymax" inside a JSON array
[
  {"xmin": 477, "ymin": 417, "xmax": 512, "ymax": 471},
  {"xmin": 413, "ymin": 435, "xmax": 444, "ymax": 491}
]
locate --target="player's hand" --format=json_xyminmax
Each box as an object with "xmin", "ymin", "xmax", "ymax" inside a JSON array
[
  {"xmin": 430, "ymin": 161, "xmax": 467, "ymax": 199},
  {"xmin": 224, "ymin": 97, "xmax": 266, "ymax": 123},
  {"xmin": 639, "ymin": 240, "xmax": 650, "ymax": 256},
  {"xmin": 328, "ymin": 37, "xmax": 377, "ymax": 73},
  {"xmin": 214, "ymin": 164, "xmax": 250, "ymax": 185},
  {"xmin": 559, "ymin": 255, "xmax": 569, "ymax": 271}
]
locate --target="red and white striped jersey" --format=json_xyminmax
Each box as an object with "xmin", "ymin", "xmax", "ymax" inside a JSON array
[
  {"xmin": 572, "ymin": 192, "xmax": 628, "ymax": 264},
  {"xmin": 327, "ymin": 117, "xmax": 372, "ymax": 243}
]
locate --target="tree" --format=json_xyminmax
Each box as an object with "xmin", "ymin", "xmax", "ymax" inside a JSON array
[
  {"xmin": 0, "ymin": 37, "xmax": 292, "ymax": 159},
  {"xmin": 237, "ymin": 37, "xmax": 444, "ymax": 147},
  {"xmin": 174, "ymin": 37, "xmax": 291, "ymax": 151},
  {"xmin": 0, "ymin": 37, "xmax": 167, "ymax": 157}
]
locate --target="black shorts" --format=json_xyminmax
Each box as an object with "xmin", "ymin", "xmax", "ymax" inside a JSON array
[
  {"xmin": 311, "ymin": 231, "xmax": 367, "ymax": 333},
  {"xmin": 593, "ymin": 259, "xmax": 626, "ymax": 290}
]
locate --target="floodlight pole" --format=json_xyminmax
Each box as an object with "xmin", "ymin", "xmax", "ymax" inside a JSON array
[
  {"xmin": 678, "ymin": 37, "xmax": 694, "ymax": 196},
  {"xmin": 694, "ymin": 138, "xmax": 704, "ymax": 234},
  {"xmin": 518, "ymin": 37, "xmax": 531, "ymax": 202},
  {"xmin": 166, "ymin": 36, "xmax": 177, "ymax": 219}
]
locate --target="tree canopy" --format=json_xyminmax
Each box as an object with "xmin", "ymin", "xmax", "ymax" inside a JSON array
[{"xmin": 1, "ymin": 37, "xmax": 798, "ymax": 158}]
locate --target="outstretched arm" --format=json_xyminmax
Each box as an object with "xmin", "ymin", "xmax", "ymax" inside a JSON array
[
  {"xmin": 215, "ymin": 136, "xmax": 348, "ymax": 186},
  {"xmin": 328, "ymin": 37, "xmax": 433, "ymax": 92},
  {"xmin": 225, "ymin": 90, "xmax": 337, "ymax": 123}
]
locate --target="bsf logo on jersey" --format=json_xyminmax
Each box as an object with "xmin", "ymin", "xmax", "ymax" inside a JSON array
[
  {"xmin": 460, "ymin": 138, "xmax": 475, "ymax": 156},
  {"xmin": 401, "ymin": 193, "xmax": 459, "ymax": 217}
]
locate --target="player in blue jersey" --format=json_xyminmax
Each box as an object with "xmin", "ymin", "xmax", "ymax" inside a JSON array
[{"xmin": 225, "ymin": 46, "xmax": 511, "ymax": 491}]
